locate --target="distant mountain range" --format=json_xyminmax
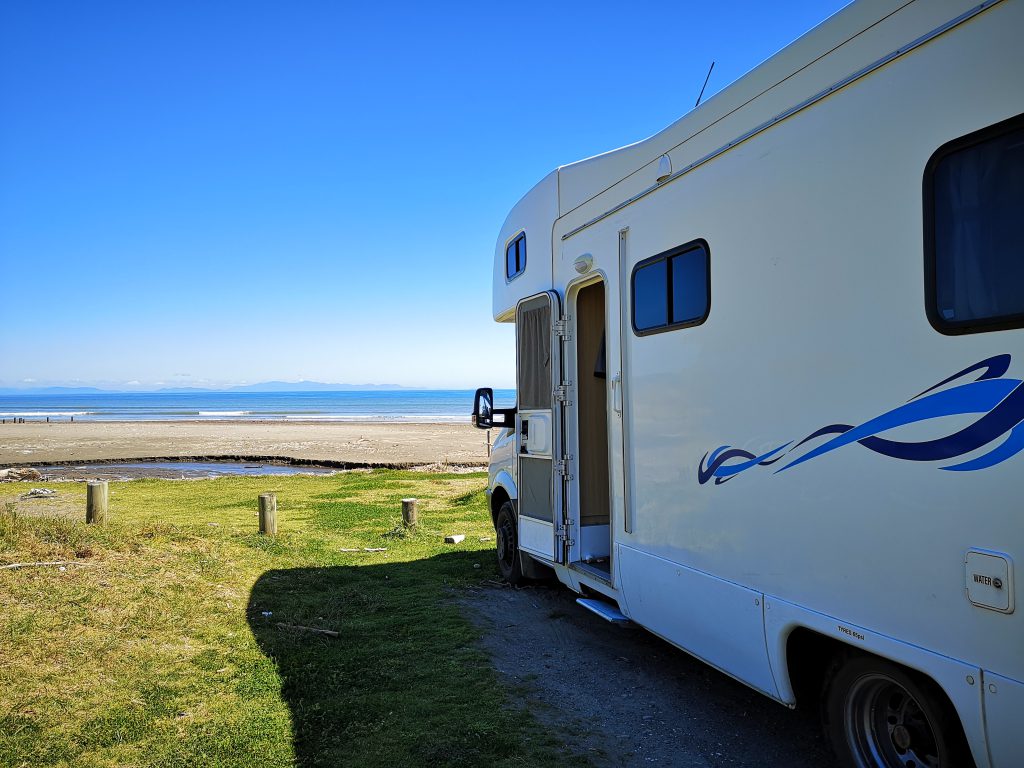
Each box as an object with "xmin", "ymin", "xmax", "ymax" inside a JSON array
[{"xmin": 0, "ymin": 381, "xmax": 412, "ymax": 395}]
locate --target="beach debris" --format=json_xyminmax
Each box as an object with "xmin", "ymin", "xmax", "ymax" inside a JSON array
[
  {"xmin": 363, "ymin": 547, "xmax": 387, "ymax": 552},
  {"xmin": 408, "ymin": 462, "xmax": 486, "ymax": 474},
  {"xmin": 444, "ymin": 534, "xmax": 466, "ymax": 544},
  {"xmin": 19, "ymin": 488, "xmax": 56, "ymax": 500},
  {"xmin": 0, "ymin": 467, "xmax": 42, "ymax": 482},
  {"xmin": 0, "ymin": 560, "xmax": 93, "ymax": 570},
  {"xmin": 276, "ymin": 623, "xmax": 340, "ymax": 638}
]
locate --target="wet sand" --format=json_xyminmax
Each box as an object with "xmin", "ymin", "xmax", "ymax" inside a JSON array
[{"xmin": 0, "ymin": 420, "xmax": 490, "ymax": 467}]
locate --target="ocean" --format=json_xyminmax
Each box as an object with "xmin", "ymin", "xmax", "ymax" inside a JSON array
[{"xmin": 0, "ymin": 390, "xmax": 517, "ymax": 424}]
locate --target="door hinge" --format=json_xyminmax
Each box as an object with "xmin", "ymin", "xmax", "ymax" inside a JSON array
[
  {"xmin": 554, "ymin": 318, "xmax": 573, "ymax": 341},
  {"xmin": 554, "ymin": 457, "xmax": 574, "ymax": 479},
  {"xmin": 557, "ymin": 519, "xmax": 575, "ymax": 546},
  {"xmin": 553, "ymin": 382, "xmax": 573, "ymax": 405}
]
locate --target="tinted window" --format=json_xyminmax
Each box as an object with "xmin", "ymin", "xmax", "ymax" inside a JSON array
[
  {"xmin": 671, "ymin": 247, "xmax": 709, "ymax": 324},
  {"xmin": 633, "ymin": 258, "xmax": 668, "ymax": 331},
  {"xmin": 927, "ymin": 116, "xmax": 1024, "ymax": 333},
  {"xmin": 632, "ymin": 241, "xmax": 710, "ymax": 335},
  {"xmin": 506, "ymin": 241, "xmax": 517, "ymax": 279},
  {"xmin": 506, "ymin": 233, "xmax": 526, "ymax": 280}
]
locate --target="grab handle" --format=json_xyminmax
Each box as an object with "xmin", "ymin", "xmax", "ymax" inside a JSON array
[{"xmin": 612, "ymin": 372, "xmax": 622, "ymax": 415}]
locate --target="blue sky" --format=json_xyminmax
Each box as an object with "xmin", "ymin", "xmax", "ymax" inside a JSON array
[{"xmin": 0, "ymin": 1, "xmax": 847, "ymax": 390}]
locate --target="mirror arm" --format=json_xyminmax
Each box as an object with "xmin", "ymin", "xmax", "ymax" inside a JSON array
[{"xmin": 490, "ymin": 407, "xmax": 517, "ymax": 428}]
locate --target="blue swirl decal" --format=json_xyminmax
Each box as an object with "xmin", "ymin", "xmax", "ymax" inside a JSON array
[{"xmin": 698, "ymin": 355, "xmax": 1024, "ymax": 485}]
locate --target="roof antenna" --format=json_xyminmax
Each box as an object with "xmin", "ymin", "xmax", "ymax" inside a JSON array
[{"xmin": 695, "ymin": 61, "xmax": 715, "ymax": 108}]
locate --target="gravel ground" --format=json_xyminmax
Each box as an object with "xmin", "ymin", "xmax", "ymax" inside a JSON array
[{"xmin": 462, "ymin": 582, "xmax": 834, "ymax": 767}]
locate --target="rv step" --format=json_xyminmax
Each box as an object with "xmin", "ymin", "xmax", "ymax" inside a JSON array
[{"xmin": 576, "ymin": 598, "xmax": 631, "ymax": 624}]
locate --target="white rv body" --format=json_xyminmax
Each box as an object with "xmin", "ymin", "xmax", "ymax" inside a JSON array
[
  {"xmin": 483, "ymin": 1, "xmax": 1024, "ymax": 765},
  {"xmin": 482, "ymin": 1, "xmax": 1024, "ymax": 765}
]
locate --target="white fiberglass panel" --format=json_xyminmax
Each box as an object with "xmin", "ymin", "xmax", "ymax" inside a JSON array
[
  {"xmin": 612, "ymin": 0, "xmax": 1024, "ymax": 686},
  {"xmin": 618, "ymin": 545, "xmax": 777, "ymax": 697},
  {"xmin": 492, "ymin": 172, "xmax": 558, "ymax": 321},
  {"xmin": 579, "ymin": 524, "xmax": 609, "ymax": 561},
  {"xmin": 984, "ymin": 671, "xmax": 1024, "ymax": 768},
  {"xmin": 519, "ymin": 516, "xmax": 555, "ymax": 561}
]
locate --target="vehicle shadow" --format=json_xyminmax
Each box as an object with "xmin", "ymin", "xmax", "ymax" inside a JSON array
[{"xmin": 247, "ymin": 552, "xmax": 538, "ymax": 767}]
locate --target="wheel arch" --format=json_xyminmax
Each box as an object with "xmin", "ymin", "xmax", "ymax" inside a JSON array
[
  {"xmin": 488, "ymin": 471, "xmax": 516, "ymax": 528},
  {"xmin": 780, "ymin": 625, "xmax": 979, "ymax": 766},
  {"xmin": 783, "ymin": 626, "xmax": 845, "ymax": 709},
  {"xmin": 489, "ymin": 477, "xmax": 553, "ymax": 582}
]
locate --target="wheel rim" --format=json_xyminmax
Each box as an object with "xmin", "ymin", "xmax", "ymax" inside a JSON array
[
  {"xmin": 496, "ymin": 515, "xmax": 516, "ymax": 574},
  {"xmin": 844, "ymin": 673, "xmax": 941, "ymax": 768}
]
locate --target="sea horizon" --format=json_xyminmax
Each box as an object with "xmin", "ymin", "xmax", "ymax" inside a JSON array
[{"xmin": 0, "ymin": 389, "xmax": 517, "ymax": 424}]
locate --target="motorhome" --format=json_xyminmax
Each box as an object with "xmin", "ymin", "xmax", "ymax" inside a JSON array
[{"xmin": 470, "ymin": 1, "xmax": 1024, "ymax": 765}]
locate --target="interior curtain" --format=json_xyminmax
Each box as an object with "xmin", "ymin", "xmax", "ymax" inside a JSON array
[
  {"xmin": 936, "ymin": 130, "xmax": 1023, "ymax": 322},
  {"xmin": 517, "ymin": 302, "xmax": 551, "ymax": 410}
]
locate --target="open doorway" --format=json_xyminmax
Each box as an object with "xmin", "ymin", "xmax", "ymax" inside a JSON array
[{"xmin": 574, "ymin": 280, "xmax": 611, "ymax": 575}]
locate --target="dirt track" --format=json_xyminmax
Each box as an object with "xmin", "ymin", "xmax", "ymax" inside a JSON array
[{"xmin": 463, "ymin": 583, "xmax": 833, "ymax": 767}]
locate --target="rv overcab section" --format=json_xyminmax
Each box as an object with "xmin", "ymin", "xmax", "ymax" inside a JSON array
[{"xmin": 491, "ymin": 171, "xmax": 558, "ymax": 322}]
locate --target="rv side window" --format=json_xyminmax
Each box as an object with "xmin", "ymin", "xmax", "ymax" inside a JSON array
[
  {"xmin": 925, "ymin": 115, "xmax": 1024, "ymax": 334},
  {"xmin": 632, "ymin": 241, "xmax": 710, "ymax": 335},
  {"xmin": 633, "ymin": 259, "xmax": 668, "ymax": 331},
  {"xmin": 506, "ymin": 232, "xmax": 526, "ymax": 280}
]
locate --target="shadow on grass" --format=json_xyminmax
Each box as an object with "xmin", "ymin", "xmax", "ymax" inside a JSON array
[{"xmin": 247, "ymin": 552, "xmax": 561, "ymax": 768}]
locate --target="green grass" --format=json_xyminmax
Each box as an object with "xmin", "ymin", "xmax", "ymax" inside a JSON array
[{"xmin": 0, "ymin": 472, "xmax": 577, "ymax": 767}]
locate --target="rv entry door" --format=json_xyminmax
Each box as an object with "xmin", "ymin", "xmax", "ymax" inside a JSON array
[{"xmin": 515, "ymin": 291, "xmax": 565, "ymax": 564}]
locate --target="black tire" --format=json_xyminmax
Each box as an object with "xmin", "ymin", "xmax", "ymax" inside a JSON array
[
  {"xmin": 822, "ymin": 653, "xmax": 974, "ymax": 768},
  {"xmin": 494, "ymin": 501, "xmax": 527, "ymax": 586}
]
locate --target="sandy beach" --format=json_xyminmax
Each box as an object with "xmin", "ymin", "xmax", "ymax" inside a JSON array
[{"xmin": 0, "ymin": 420, "xmax": 490, "ymax": 467}]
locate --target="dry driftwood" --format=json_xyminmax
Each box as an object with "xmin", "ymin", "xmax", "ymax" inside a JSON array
[
  {"xmin": 19, "ymin": 488, "xmax": 56, "ymax": 500},
  {"xmin": 276, "ymin": 622, "xmax": 340, "ymax": 638},
  {"xmin": 0, "ymin": 560, "xmax": 92, "ymax": 570}
]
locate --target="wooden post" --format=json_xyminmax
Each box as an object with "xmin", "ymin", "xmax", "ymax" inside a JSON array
[
  {"xmin": 259, "ymin": 493, "xmax": 277, "ymax": 535},
  {"xmin": 487, "ymin": 429, "xmax": 492, "ymax": 458},
  {"xmin": 402, "ymin": 498, "xmax": 418, "ymax": 528},
  {"xmin": 86, "ymin": 481, "xmax": 108, "ymax": 525}
]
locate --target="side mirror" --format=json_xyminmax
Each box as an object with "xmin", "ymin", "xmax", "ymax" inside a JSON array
[{"xmin": 472, "ymin": 387, "xmax": 494, "ymax": 429}]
